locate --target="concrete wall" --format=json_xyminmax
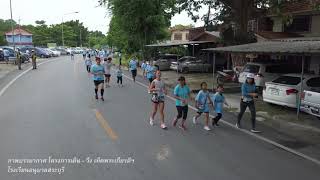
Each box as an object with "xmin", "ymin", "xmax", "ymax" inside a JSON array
[
  {"xmin": 171, "ymin": 30, "xmax": 189, "ymax": 41},
  {"xmin": 272, "ymin": 17, "xmax": 283, "ymax": 32}
]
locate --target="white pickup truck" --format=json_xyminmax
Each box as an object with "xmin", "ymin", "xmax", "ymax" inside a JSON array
[{"xmin": 301, "ymin": 90, "xmax": 320, "ymax": 119}]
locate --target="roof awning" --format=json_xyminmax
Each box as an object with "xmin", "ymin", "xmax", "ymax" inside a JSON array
[
  {"xmin": 203, "ymin": 40, "xmax": 320, "ymax": 55},
  {"xmin": 146, "ymin": 41, "xmax": 215, "ymax": 47}
]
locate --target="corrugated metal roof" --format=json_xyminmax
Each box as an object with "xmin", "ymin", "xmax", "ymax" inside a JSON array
[{"xmin": 203, "ymin": 40, "xmax": 320, "ymax": 55}]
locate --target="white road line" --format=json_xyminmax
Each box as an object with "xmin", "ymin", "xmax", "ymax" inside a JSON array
[
  {"xmin": 122, "ymin": 72, "xmax": 320, "ymax": 166},
  {"xmin": 0, "ymin": 59, "xmax": 59, "ymax": 97}
]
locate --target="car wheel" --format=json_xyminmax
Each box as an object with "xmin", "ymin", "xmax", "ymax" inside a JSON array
[{"xmin": 182, "ymin": 67, "xmax": 189, "ymax": 74}]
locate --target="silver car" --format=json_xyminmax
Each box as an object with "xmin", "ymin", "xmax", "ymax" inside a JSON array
[
  {"xmin": 170, "ymin": 56, "xmax": 212, "ymax": 73},
  {"xmin": 153, "ymin": 54, "xmax": 180, "ymax": 70}
]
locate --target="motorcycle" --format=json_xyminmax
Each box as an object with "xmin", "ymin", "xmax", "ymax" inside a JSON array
[{"xmin": 216, "ymin": 69, "xmax": 239, "ymax": 84}]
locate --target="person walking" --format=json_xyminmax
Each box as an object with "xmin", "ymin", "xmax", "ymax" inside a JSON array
[
  {"xmin": 129, "ymin": 57, "xmax": 138, "ymax": 82},
  {"xmin": 90, "ymin": 57, "xmax": 105, "ymax": 101},
  {"xmin": 16, "ymin": 48, "xmax": 22, "ymax": 70},
  {"xmin": 141, "ymin": 61, "xmax": 147, "ymax": 78},
  {"xmin": 70, "ymin": 50, "xmax": 74, "ymax": 60},
  {"xmin": 31, "ymin": 50, "xmax": 37, "ymax": 70},
  {"xmin": 116, "ymin": 66, "xmax": 123, "ymax": 87},
  {"xmin": 172, "ymin": 76, "xmax": 191, "ymax": 130},
  {"xmin": 237, "ymin": 73, "xmax": 261, "ymax": 133},
  {"xmin": 85, "ymin": 54, "xmax": 92, "ymax": 73},
  {"xmin": 104, "ymin": 57, "xmax": 113, "ymax": 87},
  {"xmin": 193, "ymin": 82, "xmax": 213, "ymax": 131},
  {"xmin": 149, "ymin": 70, "xmax": 167, "ymax": 130},
  {"xmin": 211, "ymin": 84, "xmax": 230, "ymax": 127}
]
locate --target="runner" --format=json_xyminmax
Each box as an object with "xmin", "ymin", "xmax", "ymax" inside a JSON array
[
  {"xmin": 141, "ymin": 61, "xmax": 147, "ymax": 78},
  {"xmin": 85, "ymin": 54, "xmax": 92, "ymax": 73},
  {"xmin": 70, "ymin": 50, "xmax": 74, "ymax": 60},
  {"xmin": 237, "ymin": 73, "xmax": 261, "ymax": 133},
  {"xmin": 149, "ymin": 70, "xmax": 167, "ymax": 130},
  {"xmin": 129, "ymin": 57, "xmax": 138, "ymax": 82},
  {"xmin": 82, "ymin": 51, "xmax": 86, "ymax": 60},
  {"xmin": 90, "ymin": 57, "xmax": 105, "ymax": 101},
  {"xmin": 104, "ymin": 57, "xmax": 113, "ymax": 87},
  {"xmin": 193, "ymin": 82, "xmax": 213, "ymax": 131},
  {"xmin": 211, "ymin": 84, "xmax": 230, "ymax": 127},
  {"xmin": 116, "ymin": 66, "xmax": 123, "ymax": 87},
  {"xmin": 172, "ymin": 76, "xmax": 191, "ymax": 130},
  {"xmin": 146, "ymin": 62, "xmax": 155, "ymax": 85}
]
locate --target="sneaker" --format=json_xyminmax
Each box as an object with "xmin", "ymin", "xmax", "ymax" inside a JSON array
[
  {"xmin": 192, "ymin": 117, "xmax": 197, "ymax": 124},
  {"xmin": 204, "ymin": 126, "xmax": 211, "ymax": 131},
  {"xmin": 235, "ymin": 123, "xmax": 241, "ymax": 129},
  {"xmin": 95, "ymin": 95, "xmax": 98, "ymax": 100},
  {"xmin": 101, "ymin": 97, "xmax": 104, "ymax": 101},
  {"xmin": 149, "ymin": 118, "xmax": 154, "ymax": 126},
  {"xmin": 179, "ymin": 124, "xmax": 187, "ymax": 131},
  {"xmin": 250, "ymin": 129, "xmax": 261, "ymax": 133},
  {"xmin": 172, "ymin": 119, "xmax": 178, "ymax": 127},
  {"xmin": 160, "ymin": 123, "xmax": 167, "ymax": 130}
]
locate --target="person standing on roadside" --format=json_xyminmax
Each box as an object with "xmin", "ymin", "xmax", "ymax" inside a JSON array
[
  {"xmin": 104, "ymin": 57, "xmax": 113, "ymax": 87},
  {"xmin": 172, "ymin": 76, "xmax": 191, "ymax": 130},
  {"xmin": 237, "ymin": 73, "xmax": 261, "ymax": 133},
  {"xmin": 91, "ymin": 57, "xmax": 105, "ymax": 101},
  {"xmin": 193, "ymin": 82, "xmax": 213, "ymax": 131},
  {"xmin": 31, "ymin": 50, "xmax": 37, "ymax": 70},
  {"xmin": 211, "ymin": 84, "xmax": 229, "ymax": 127},
  {"xmin": 116, "ymin": 66, "xmax": 123, "ymax": 87},
  {"xmin": 149, "ymin": 70, "xmax": 167, "ymax": 130},
  {"xmin": 129, "ymin": 57, "xmax": 138, "ymax": 82},
  {"xmin": 16, "ymin": 48, "xmax": 22, "ymax": 70}
]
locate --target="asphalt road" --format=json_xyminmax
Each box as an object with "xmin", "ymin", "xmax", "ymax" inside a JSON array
[{"xmin": 0, "ymin": 55, "xmax": 319, "ymax": 180}]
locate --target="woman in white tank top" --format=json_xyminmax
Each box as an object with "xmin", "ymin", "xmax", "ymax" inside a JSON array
[{"xmin": 149, "ymin": 70, "xmax": 167, "ymax": 129}]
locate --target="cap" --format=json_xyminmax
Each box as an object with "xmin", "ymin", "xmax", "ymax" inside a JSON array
[{"xmin": 246, "ymin": 73, "xmax": 255, "ymax": 79}]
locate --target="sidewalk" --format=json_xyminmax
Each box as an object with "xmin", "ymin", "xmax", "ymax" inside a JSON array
[{"xmin": 123, "ymin": 66, "xmax": 320, "ymax": 161}]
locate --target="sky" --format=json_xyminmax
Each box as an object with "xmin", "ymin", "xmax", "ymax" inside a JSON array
[{"xmin": 0, "ymin": 0, "xmax": 206, "ymax": 34}]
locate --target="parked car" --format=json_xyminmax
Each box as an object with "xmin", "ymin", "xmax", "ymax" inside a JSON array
[
  {"xmin": 0, "ymin": 47, "xmax": 29, "ymax": 63},
  {"xmin": 35, "ymin": 48, "xmax": 50, "ymax": 58},
  {"xmin": 239, "ymin": 62, "xmax": 301, "ymax": 89},
  {"xmin": 301, "ymin": 90, "xmax": 320, "ymax": 119},
  {"xmin": 0, "ymin": 49, "xmax": 4, "ymax": 61},
  {"xmin": 263, "ymin": 74, "xmax": 320, "ymax": 108},
  {"xmin": 153, "ymin": 54, "xmax": 181, "ymax": 70},
  {"xmin": 55, "ymin": 48, "xmax": 68, "ymax": 55},
  {"xmin": 170, "ymin": 56, "xmax": 211, "ymax": 73},
  {"xmin": 47, "ymin": 48, "xmax": 61, "ymax": 57}
]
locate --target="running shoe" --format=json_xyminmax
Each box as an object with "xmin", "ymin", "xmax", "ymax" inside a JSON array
[
  {"xmin": 179, "ymin": 124, "xmax": 187, "ymax": 131},
  {"xmin": 172, "ymin": 119, "xmax": 178, "ymax": 127},
  {"xmin": 160, "ymin": 123, "xmax": 167, "ymax": 130},
  {"xmin": 149, "ymin": 118, "xmax": 154, "ymax": 126},
  {"xmin": 235, "ymin": 123, "xmax": 241, "ymax": 129},
  {"xmin": 95, "ymin": 95, "xmax": 98, "ymax": 100},
  {"xmin": 250, "ymin": 129, "xmax": 261, "ymax": 133},
  {"xmin": 101, "ymin": 97, "xmax": 104, "ymax": 101},
  {"xmin": 204, "ymin": 126, "xmax": 211, "ymax": 131},
  {"xmin": 192, "ymin": 117, "xmax": 197, "ymax": 124}
]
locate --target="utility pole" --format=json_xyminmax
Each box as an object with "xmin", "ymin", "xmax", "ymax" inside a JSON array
[{"xmin": 9, "ymin": 0, "xmax": 15, "ymax": 50}]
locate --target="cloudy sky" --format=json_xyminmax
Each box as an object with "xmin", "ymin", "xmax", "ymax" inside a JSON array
[{"xmin": 0, "ymin": 0, "xmax": 205, "ymax": 34}]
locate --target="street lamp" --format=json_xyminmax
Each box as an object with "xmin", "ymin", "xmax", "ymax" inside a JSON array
[{"xmin": 61, "ymin": 11, "xmax": 79, "ymax": 47}]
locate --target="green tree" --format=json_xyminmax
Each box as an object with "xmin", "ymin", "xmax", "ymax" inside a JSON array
[{"xmin": 0, "ymin": 19, "xmax": 17, "ymax": 45}]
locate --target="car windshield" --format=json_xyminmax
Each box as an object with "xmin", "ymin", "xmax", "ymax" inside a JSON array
[
  {"xmin": 243, "ymin": 65, "xmax": 260, "ymax": 73},
  {"xmin": 272, "ymin": 76, "xmax": 301, "ymax": 85}
]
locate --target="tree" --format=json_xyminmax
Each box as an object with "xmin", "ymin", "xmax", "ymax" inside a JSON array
[{"xmin": 0, "ymin": 19, "xmax": 17, "ymax": 45}]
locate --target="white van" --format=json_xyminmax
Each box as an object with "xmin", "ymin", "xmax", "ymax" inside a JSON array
[{"xmin": 239, "ymin": 62, "xmax": 301, "ymax": 89}]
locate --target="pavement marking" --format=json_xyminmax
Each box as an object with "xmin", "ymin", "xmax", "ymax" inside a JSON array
[
  {"xmin": 121, "ymin": 73, "xmax": 320, "ymax": 166},
  {"xmin": 0, "ymin": 59, "xmax": 59, "ymax": 98},
  {"xmin": 94, "ymin": 109, "xmax": 118, "ymax": 141}
]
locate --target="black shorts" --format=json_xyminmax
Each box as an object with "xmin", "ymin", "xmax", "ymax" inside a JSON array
[
  {"xmin": 148, "ymin": 78, "xmax": 154, "ymax": 83},
  {"xmin": 131, "ymin": 70, "xmax": 137, "ymax": 77},
  {"xmin": 94, "ymin": 80, "xmax": 104, "ymax": 86},
  {"xmin": 104, "ymin": 74, "xmax": 111, "ymax": 78}
]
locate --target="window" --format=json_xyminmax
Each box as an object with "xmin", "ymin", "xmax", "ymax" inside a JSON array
[
  {"xmin": 243, "ymin": 65, "xmax": 260, "ymax": 74},
  {"xmin": 185, "ymin": 33, "xmax": 189, "ymax": 40},
  {"xmin": 174, "ymin": 33, "xmax": 182, "ymax": 40},
  {"xmin": 284, "ymin": 15, "xmax": 311, "ymax": 32},
  {"xmin": 306, "ymin": 77, "xmax": 320, "ymax": 87},
  {"xmin": 265, "ymin": 64, "xmax": 301, "ymax": 73},
  {"xmin": 272, "ymin": 76, "xmax": 301, "ymax": 85}
]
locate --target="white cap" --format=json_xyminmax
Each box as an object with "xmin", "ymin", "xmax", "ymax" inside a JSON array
[{"xmin": 246, "ymin": 73, "xmax": 255, "ymax": 79}]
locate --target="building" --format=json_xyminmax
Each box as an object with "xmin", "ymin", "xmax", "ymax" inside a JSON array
[
  {"xmin": 5, "ymin": 27, "xmax": 33, "ymax": 46},
  {"xmin": 170, "ymin": 28, "xmax": 190, "ymax": 42}
]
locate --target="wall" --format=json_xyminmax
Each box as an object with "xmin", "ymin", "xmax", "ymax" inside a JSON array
[
  {"xmin": 301, "ymin": 15, "xmax": 320, "ymax": 37},
  {"xmin": 6, "ymin": 35, "xmax": 33, "ymax": 44},
  {"xmin": 171, "ymin": 30, "xmax": 189, "ymax": 41},
  {"xmin": 310, "ymin": 56, "xmax": 320, "ymax": 75},
  {"xmin": 272, "ymin": 17, "xmax": 283, "ymax": 32}
]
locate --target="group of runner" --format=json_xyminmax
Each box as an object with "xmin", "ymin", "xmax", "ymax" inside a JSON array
[{"xmin": 84, "ymin": 54, "xmax": 260, "ymax": 133}]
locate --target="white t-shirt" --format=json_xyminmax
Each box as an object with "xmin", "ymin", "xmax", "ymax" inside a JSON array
[{"xmin": 104, "ymin": 61, "xmax": 112, "ymax": 74}]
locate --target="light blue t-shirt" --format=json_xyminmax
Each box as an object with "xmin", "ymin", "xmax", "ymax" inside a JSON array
[
  {"xmin": 195, "ymin": 90, "xmax": 210, "ymax": 112},
  {"xmin": 174, "ymin": 84, "xmax": 190, "ymax": 106},
  {"xmin": 211, "ymin": 92, "xmax": 225, "ymax": 113},
  {"xmin": 129, "ymin": 59, "xmax": 137, "ymax": 70},
  {"xmin": 90, "ymin": 64, "xmax": 105, "ymax": 81},
  {"xmin": 141, "ymin": 63, "xmax": 147, "ymax": 70},
  {"xmin": 241, "ymin": 83, "xmax": 256, "ymax": 102},
  {"xmin": 116, "ymin": 69, "xmax": 123, "ymax": 77},
  {"xmin": 146, "ymin": 65, "xmax": 155, "ymax": 79}
]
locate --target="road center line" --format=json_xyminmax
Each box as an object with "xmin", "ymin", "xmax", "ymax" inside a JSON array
[
  {"xmin": 121, "ymin": 71, "xmax": 320, "ymax": 166},
  {"xmin": 94, "ymin": 109, "xmax": 118, "ymax": 141}
]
